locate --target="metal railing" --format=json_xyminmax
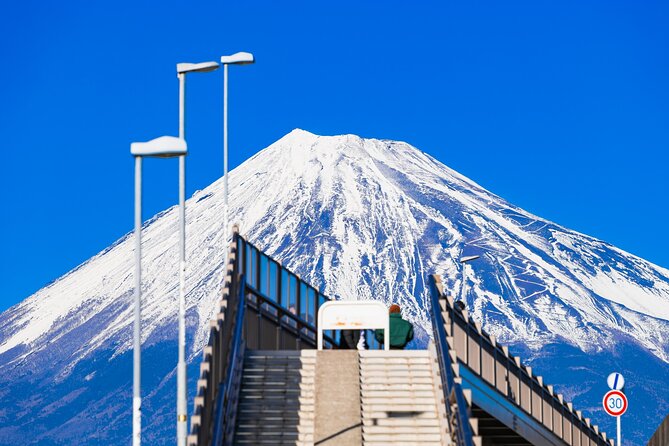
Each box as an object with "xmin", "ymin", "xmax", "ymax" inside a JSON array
[
  {"xmin": 430, "ymin": 274, "xmax": 614, "ymax": 446},
  {"xmin": 211, "ymin": 272, "xmax": 246, "ymax": 446},
  {"xmin": 188, "ymin": 228, "xmax": 339, "ymax": 446},
  {"xmin": 429, "ymin": 275, "xmax": 477, "ymax": 446},
  {"xmin": 187, "ymin": 235, "xmax": 238, "ymax": 446},
  {"xmin": 236, "ymin": 234, "xmax": 339, "ymax": 350}
]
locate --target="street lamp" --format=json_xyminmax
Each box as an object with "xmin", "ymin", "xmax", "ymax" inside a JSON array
[
  {"xmin": 130, "ymin": 136, "xmax": 187, "ymax": 446},
  {"xmin": 220, "ymin": 52, "xmax": 254, "ymax": 243},
  {"xmin": 175, "ymin": 60, "xmax": 219, "ymax": 446},
  {"xmin": 459, "ymin": 254, "xmax": 480, "ymax": 304}
]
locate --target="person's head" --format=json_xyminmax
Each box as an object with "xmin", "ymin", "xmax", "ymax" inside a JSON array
[{"xmin": 389, "ymin": 304, "xmax": 401, "ymax": 314}]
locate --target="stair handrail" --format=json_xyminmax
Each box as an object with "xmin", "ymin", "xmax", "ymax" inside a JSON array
[
  {"xmin": 189, "ymin": 228, "xmax": 339, "ymax": 446},
  {"xmin": 211, "ymin": 272, "xmax": 247, "ymax": 446},
  {"xmin": 429, "ymin": 275, "xmax": 475, "ymax": 446}
]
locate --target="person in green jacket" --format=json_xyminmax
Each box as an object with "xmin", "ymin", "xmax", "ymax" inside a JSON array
[{"xmin": 374, "ymin": 304, "xmax": 414, "ymax": 349}]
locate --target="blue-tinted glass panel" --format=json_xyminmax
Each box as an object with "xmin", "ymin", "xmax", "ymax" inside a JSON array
[
  {"xmin": 299, "ymin": 283, "xmax": 308, "ymax": 322},
  {"xmin": 269, "ymin": 261, "xmax": 278, "ymax": 303},
  {"xmin": 260, "ymin": 254, "xmax": 269, "ymax": 296},
  {"xmin": 252, "ymin": 248, "xmax": 258, "ymax": 287},
  {"xmin": 289, "ymin": 275, "xmax": 298, "ymax": 315},
  {"xmin": 281, "ymin": 269, "xmax": 290, "ymax": 309},
  {"xmin": 307, "ymin": 288, "xmax": 316, "ymax": 324},
  {"xmin": 237, "ymin": 238, "xmax": 243, "ymax": 273},
  {"xmin": 245, "ymin": 244, "xmax": 253, "ymax": 286}
]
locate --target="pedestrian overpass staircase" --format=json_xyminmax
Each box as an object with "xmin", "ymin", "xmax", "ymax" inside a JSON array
[
  {"xmin": 234, "ymin": 350, "xmax": 316, "ymax": 445},
  {"xmin": 359, "ymin": 349, "xmax": 446, "ymax": 445},
  {"xmin": 187, "ymin": 228, "xmax": 616, "ymax": 446}
]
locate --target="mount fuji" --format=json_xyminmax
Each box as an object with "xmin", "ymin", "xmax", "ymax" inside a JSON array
[{"xmin": 1, "ymin": 129, "xmax": 668, "ymax": 445}]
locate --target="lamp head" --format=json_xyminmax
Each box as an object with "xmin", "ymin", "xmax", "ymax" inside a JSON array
[
  {"xmin": 176, "ymin": 61, "xmax": 220, "ymax": 74},
  {"xmin": 220, "ymin": 52, "xmax": 255, "ymax": 65},
  {"xmin": 131, "ymin": 136, "xmax": 187, "ymax": 158},
  {"xmin": 460, "ymin": 255, "xmax": 480, "ymax": 264}
]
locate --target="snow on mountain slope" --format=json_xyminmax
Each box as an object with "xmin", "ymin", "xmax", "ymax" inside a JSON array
[{"xmin": 1, "ymin": 129, "xmax": 668, "ymax": 444}]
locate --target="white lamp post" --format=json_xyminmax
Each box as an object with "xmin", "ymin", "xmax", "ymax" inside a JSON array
[
  {"xmin": 459, "ymin": 255, "xmax": 480, "ymax": 303},
  {"xmin": 130, "ymin": 136, "xmax": 188, "ymax": 446},
  {"xmin": 175, "ymin": 60, "xmax": 219, "ymax": 446},
  {"xmin": 220, "ymin": 52, "xmax": 254, "ymax": 243}
]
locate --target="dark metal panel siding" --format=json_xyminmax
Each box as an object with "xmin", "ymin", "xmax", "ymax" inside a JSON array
[
  {"xmin": 244, "ymin": 308, "xmax": 258, "ymax": 349},
  {"xmin": 258, "ymin": 316, "xmax": 277, "ymax": 350}
]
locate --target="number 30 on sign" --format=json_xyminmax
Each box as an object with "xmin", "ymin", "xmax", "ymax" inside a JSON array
[{"xmin": 602, "ymin": 390, "xmax": 628, "ymax": 417}]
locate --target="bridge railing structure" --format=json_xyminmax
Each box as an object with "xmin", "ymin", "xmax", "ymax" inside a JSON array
[
  {"xmin": 429, "ymin": 274, "xmax": 614, "ymax": 446},
  {"xmin": 187, "ymin": 227, "xmax": 337, "ymax": 446},
  {"xmin": 429, "ymin": 275, "xmax": 478, "ymax": 446}
]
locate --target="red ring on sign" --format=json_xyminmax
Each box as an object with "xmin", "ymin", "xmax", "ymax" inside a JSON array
[{"xmin": 602, "ymin": 389, "xmax": 628, "ymax": 417}]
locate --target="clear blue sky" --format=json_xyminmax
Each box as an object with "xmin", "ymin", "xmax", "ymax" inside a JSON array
[{"xmin": 1, "ymin": 1, "xmax": 667, "ymax": 311}]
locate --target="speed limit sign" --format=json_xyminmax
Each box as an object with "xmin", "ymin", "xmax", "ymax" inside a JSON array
[{"xmin": 603, "ymin": 390, "xmax": 628, "ymax": 417}]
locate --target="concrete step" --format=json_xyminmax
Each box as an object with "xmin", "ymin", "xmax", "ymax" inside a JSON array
[
  {"xmin": 361, "ymin": 361, "xmax": 431, "ymax": 367},
  {"xmin": 361, "ymin": 370, "xmax": 433, "ymax": 377},
  {"xmin": 240, "ymin": 393, "xmax": 314, "ymax": 401},
  {"xmin": 236, "ymin": 410, "xmax": 315, "ymax": 420},
  {"xmin": 238, "ymin": 399, "xmax": 315, "ymax": 408},
  {"xmin": 246, "ymin": 349, "xmax": 316, "ymax": 356},
  {"xmin": 361, "ymin": 390, "xmax": 437, "ymax": 398},
  {"xmin": 241, "ymin": 377, "xmax": 315, "ymax": 385},
  {"xmin": 363, "ymin": 432, "xmax": 443, "ymax": 442},
  {"xmin": 233, "ymin": 432, "xmax": 313, "ymax": 442},
  {"xmin": 235, "ymin": 443, "xmax": 313, "ymax": 446},
  {"xmin": 362, "ymin": 425, "xmax": 442, "ymax": 434},
  {"xmin": 362, "ymin": 383, "xmax": 436, "ymax": 391},
  {"xmin": 362, "ymin": 418, "xmax": 441, "ymax": 427},
  {"xmin": 241, "ymin": 386, "xmax": 315, "ymax": 393},
  {"xmin": 363, "ymin": 406, "xmax": 438, "ymax": 415},
  {"xmin": 362, "ymin": 411, "xmax": 438, "ymax": 419},
  {"xmin": 361, "ymin": 376, "xmax": 434, "ymax": 385},
  {"xmin": 243, "ymin": 361, "xmax": 315, "ymax": 368},
  {"xmin": 360, "ymin": 356, "xmax": 430, "ymax": 364},
  {"xmin": 361, "ymin": 365, "xmax": 432, "ymax": 372},
  {"xmin": 361, "ymin": 363, "xmax": 431, "ymax": 369},
  {"xmin": 361, "ymin": 397, "xmax": 439, "ymax": 406},
  {"xmin": 360, "ymin": 350, "xmax": 430, "ymax": 358},
  {"xmin": 243, "ymin": 363, "xmax": 315, "ymax": 369},
  {"xmin": 363, "ymin": 442, "xmax": 442, "ymax": 446},
  {"xmin": 241, "ymin": 376, "xmax": 314, "ymax": 383},
  {"xmin": 238, "ymin": 404, "xmax": 314, "ymax": 412},
  {"xmin": 242, "ymin": 368, "xmax": 314, "ymax": 374},
  {"xmin": 234, "ymin": 440, "xmax": 314, "ymax": 445},
  {"xmin": 235, "ymin": 424, "xmax": 314, "ymax": 434}
]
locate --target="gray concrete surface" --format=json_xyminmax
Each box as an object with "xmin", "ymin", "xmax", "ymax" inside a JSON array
[{"xmin": 314, "ymin": 350, "xmax": 362, "ymax": 446}]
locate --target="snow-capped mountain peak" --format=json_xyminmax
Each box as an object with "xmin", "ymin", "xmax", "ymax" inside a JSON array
[{"xmin": 1, "ymin": 130, "xmax": 667, "ymax": 444}]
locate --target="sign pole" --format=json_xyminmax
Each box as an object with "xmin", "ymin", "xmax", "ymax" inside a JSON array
[{"xmin": 617, "ymin": 415, "xmax": 621, "ymax": 446}]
